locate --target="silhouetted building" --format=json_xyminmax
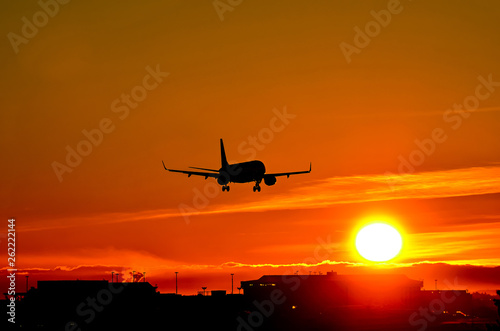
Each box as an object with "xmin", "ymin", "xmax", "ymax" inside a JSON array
[
  {"xmin": 238, "ymin": 272, "xmax": 485, "ymax": 330},
  {"xmin": 211, "ymin": 289, "xmax": 227, "ymax": 297},
  {"xmin": 241, "ymin": 271, "xmax": 423, "ymax": 309},
  {"xmin": 17, "ymin": 280, "xmax": 159, "ymax": 330},
  {"xmin": 11, "ymin": 279, "xmax": 247, "ymax": 330},
  {"xmin": 4, "ymin": 275, "xmax": 488, "ymax": 331},
  {"xmin": 419, "ymin": 289, "xmax": 472, "ymax": 315}
]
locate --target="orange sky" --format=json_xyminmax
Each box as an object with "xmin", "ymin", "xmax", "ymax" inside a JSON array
[{"xmin": 1, "ymin": 1, "xmax": 500, "ymax": 294}]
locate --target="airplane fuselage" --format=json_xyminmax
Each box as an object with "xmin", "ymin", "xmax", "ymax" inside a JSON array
[{"xmin": 221, "ymin": 160, "xmax": 266, "ymax": 183}]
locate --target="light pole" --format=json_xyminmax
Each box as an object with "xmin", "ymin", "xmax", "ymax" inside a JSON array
[
  {"xmin": 26, "ymin": 275, "xmax": 29, "ymax": 292},
  {"xmin": 111, "ymin": 272, "xmax": 114, "ymax": 283},
  {"xmin": 231, "ymin": 273, "xmax": 234, "ymax": 294},
  {"xmin": 175, "ymin": 272, "xmax": 178, "ymax": 295},
  {"xmin": 132, "ymin": 271, "xmax": 135, "ymax": 283}
]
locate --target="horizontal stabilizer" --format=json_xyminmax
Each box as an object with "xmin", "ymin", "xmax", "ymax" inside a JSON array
[{"xmin": 162, "ymin": 161, "xmax": 219, "ymax": 179}]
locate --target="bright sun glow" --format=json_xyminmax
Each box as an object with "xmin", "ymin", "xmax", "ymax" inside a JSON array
[{"xmin": 355, "ymin": 223, "xmax": 402, "ymax": 262}]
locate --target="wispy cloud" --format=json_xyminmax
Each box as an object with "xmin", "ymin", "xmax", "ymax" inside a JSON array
[
  {"xmin": 406, "ymin": 221, "xmax": 500, "ymax": 264},
  {"xmin": 16, "ymin": 166, "xmax": 500, "ymax": 232},
  {"xmin": 177, "ymin": 165, "xmax": 500, "ymax": 217},
  {"xmin": 333, "ymin": 106, "xmax": 500, "ymax": 119},
  {"xmin": 6, "ymin": 257, "xmax": 498, "ymax": 279}
]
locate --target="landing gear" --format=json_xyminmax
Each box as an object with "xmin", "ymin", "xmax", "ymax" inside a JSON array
[
  {"xmin": 222, "ymin": 185, "xmax": 230, "ymax": 192},
  {"xmin": 253, "ymin": 181, "xmax": 261, "ymax": 192}
]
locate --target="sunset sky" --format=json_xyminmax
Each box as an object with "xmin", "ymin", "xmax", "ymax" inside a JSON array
[{"xmin": 1, "ymin": 1, "xmax": 500, "ymax": 295}]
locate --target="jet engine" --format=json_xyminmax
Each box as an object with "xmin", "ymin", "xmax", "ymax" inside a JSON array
[
  {"xmin": 264, "ymin": 175, "xmax": 277, "ymax": 186},
  {"xmin": 217, "ymin": 175, "xmax": 229, "ymax": 186}
]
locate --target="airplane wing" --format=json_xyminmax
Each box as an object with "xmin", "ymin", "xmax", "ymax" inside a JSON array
[
  {"xmin": 162, "ymin": 161, "xmax": 219, "ymax": 179},
  {"xmin": 266, "ymin": 162, "xmax": 311, "ymax": 178}
]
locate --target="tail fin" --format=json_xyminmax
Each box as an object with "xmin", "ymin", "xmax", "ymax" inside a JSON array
[{"xmin": 220, "ymin": 139, "xmax": 229, "ymax": 170}]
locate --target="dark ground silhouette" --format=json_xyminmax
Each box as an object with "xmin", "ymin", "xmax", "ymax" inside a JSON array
[{"xmin": 2, "ymin": 274, "xmax": 499, "ymax": 331}]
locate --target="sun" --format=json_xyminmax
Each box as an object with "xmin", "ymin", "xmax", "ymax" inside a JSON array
[{"xmin": 355, "ymin": 223, "xmax": 402, "ymax": 262}]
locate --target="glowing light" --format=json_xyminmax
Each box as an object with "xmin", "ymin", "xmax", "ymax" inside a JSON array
[{"xmin": 355, "ymin": 223, "xmax": 402, "ymax": 262}]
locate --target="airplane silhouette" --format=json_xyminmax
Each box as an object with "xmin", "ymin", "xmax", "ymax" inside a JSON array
[{"xmin": 162, "ymin": 139, "xmax": 311, "ymax": 192}]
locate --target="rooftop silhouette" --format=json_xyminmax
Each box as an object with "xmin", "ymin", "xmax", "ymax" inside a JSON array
[{"xmin": 2, "ymin": 273, "xmax": 498, "ymax": 331}]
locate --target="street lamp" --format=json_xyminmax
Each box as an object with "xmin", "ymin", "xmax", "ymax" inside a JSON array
[{"xmin": 175, "ymin": 272, "xmax": 178, "ymax": 295}]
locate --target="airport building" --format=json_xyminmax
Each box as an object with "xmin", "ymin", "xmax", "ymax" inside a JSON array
[{"xmin": 241, "ymin": 271, "xmax": 425, "ymax": 309}]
